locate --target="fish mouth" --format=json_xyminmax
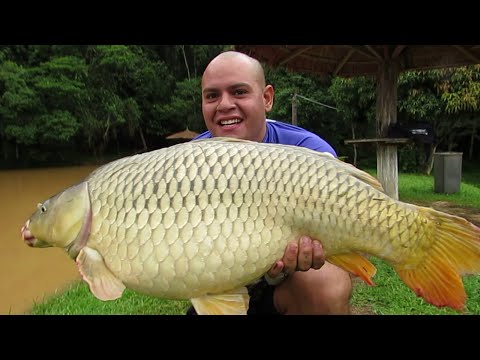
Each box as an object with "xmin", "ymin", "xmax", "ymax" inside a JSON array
[{"xmin": 21, "ymin": 221, "xmax": 37, "ymax": 247}]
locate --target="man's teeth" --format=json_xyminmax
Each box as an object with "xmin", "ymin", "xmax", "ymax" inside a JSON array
[{"xmin": 220, "ymin": 119, "xmax": 241, "ymax": 125}]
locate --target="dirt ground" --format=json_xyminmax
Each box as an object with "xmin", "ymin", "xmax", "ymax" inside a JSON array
[
  {"xmin": 424, "ymin": 201, "xmax": 480, "ymax": 227},
  {"xmin": 350, "ymin": 200, "xmax": 480, "ymax": 315}
]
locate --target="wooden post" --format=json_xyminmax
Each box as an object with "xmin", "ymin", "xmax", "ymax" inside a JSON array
[
  {"xmin": 376, "ymin": 56, "xmax": 400, "ymax": 200},
  {"xmin": 292, "ymin": 93, "xmax": 298, "ymax": 125}
]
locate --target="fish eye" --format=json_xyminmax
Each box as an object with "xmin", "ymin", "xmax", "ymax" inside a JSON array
[{"xmin": 41, "ymin": 206, "xmax": 47, "ymax": 213}]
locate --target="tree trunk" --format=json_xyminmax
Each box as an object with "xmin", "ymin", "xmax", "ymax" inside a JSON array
[
  {"xmin": 139, "ymin": 127, "xmax": 148, "ymax": 152},
  {"xmin": 291, "ymin": 93, "xmax": 298, "ymax": 125},
  {"xmin": 1, "ymin": 135, "xmax": 7, "ymax": 161},
  {"xmin": 351, "ymin": 122, "xmax": 357, "ymax": 166},
  {"xmin": 425, "ymin": 143, "xmax": 438, "ymax": 175},
  {"xmin": 180, "ymin": 45, "xmax": 191, "ymax": 80},
  {"xmin": 113, "ymin": 129, "xmax": 120, "ymax": 156},
  {"xmin": 469, "ymin": 120, "xmax": 477, "ymax": 160}
]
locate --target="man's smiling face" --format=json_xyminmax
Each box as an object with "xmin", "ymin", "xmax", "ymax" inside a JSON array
[{"xmin": 201, "ymin": 53, "xmax": 273, "ymax": 142}]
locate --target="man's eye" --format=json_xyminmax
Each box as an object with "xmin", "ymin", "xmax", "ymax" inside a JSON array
[
  {"xmin": 234, "ymin": 89, "xmax": 247, "ymax": 95},
  {"xmin": 205, "ymin": 93, "xmax": 217, "ymax": 100}
]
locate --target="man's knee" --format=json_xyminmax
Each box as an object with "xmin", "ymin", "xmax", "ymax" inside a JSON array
[
  {"xmin": 274, "ymin": 262, "xmax": 352, "ymax": 314},
  {"xmin": 316, "ymin": 262, "xmax": 352, "ymax": 300}
]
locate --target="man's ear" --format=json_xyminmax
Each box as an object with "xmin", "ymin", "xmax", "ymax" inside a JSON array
[{"xmin": 264, "ymin": 84, "xmax": 274, "ymax": 112}]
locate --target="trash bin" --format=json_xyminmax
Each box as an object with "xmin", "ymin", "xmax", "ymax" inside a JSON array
[{"xmin": 433, "ymin": 152, "xmax": 463, "ymax": 193}]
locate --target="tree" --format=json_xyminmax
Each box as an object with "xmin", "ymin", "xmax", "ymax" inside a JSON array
[
  {"xmin": 436, "ymin": 65, "xmax": 480, "ymax": 160},
  {"xmin": 0, "ymin": 60, "xmax": 41, "ymax": 160},
  {"xmin": 398, "ymin": 66, "xmax": 480, "ymax": 173},
  {"xmin": 84, "ymin": 45, "xmax": 175, "ymax": 156},
  {"xmin": 328, "ymin": 76, "xmax": 376, "ymax": 165}
]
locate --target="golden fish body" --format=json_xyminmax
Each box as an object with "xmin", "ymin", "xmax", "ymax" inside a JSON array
[{"xmin": 21, "ymin": 138, "xmax": 480, "ymax": 313}]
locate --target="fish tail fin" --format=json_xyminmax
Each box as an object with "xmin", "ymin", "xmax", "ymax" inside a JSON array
[{"xmin": 395, "ymin": 208, "xmax": 480, "ymax": 311}]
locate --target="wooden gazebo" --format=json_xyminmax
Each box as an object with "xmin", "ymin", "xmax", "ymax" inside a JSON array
[{"xmin": 235, "ymin": 45, "xmax": 480, "ymax": 199}]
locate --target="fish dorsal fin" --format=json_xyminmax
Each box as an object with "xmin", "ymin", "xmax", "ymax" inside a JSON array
[
  {"xmin": 271, "ymin": 144, "xmax": 385, "ymax": 193},
  {"xmin": 339, "ymin": 162, "xmax": 385, "ymax": 193},
  {"xmin": 191, "ymin": 137, "xmax": 385, "ymax": 193},
  {"xmin": 289, "ymin": 146, "xmax": 385, "ymax": 193},
  {"xmin": 190, "ymin": 286, "xmax": 250, "ymax": 315},
  {"xmin": 76, "ymin": 246, "xmax": 126, "ymax": 301}
]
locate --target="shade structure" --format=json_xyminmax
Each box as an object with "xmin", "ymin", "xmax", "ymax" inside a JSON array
[
  {"xmin": 166, "ymin": 128, "xmax": 200, "ymax": 140},
  {"xmin": 235, "ymin": 45, "xmax": 480, "ymax": 77},
  {"xmin": 235, "ymin": 45, "xmax": 480, "ymax": 199}
]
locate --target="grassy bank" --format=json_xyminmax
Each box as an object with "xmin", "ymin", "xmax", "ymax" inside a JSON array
[
  {"xmin": 30, "ymin": 171, "xmax": 480, "ymax": 315},
  {"xmin": 399, "ymin": 168, "xmax": 480, "ymax": 208},
  {"xmin": 31, "ymin": 282, "xmax": 190, "ymax": 315},
  {"xmin": 351, "ymin": 258, "xmax": 480, "ymax": 315}
]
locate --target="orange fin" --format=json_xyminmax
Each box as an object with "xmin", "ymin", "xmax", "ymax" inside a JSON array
[
  {"xmin": 395, "ymin": 208, "xmax": 480, "ymax": 311},
  {"xmin": 328, "ymin": 252, "xmax": 377, "ymax": 285},
  {"xmin": 190, "ymin": 287, "xmax": 249, "ymax": 315},
  {"xmin": 76, "ymin": 246, "xmax": 126, "ymax": 301}
]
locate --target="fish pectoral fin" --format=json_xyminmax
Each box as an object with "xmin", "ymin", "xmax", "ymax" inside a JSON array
[
  {"xmin": 328, "ymin": 252, "xmax": 377, "ymax": 286},
  {"xmin": 76, "ymin": 246, "xmax": 126, "ymax": 301},
  {"xmin": 190, "ymin": 287, "xmax": 250, "ymax": 315}
]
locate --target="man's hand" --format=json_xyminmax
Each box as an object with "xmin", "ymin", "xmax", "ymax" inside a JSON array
[{"xmin": 265, "ymin": 236, "xmax": 325, "ymax": 285}]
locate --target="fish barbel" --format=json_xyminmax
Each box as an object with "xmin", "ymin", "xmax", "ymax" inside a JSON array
[{"xmin": 21, "ymin": 138, "xmax": 480, "ymax": 314}]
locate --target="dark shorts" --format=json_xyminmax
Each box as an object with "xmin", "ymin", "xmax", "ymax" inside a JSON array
[{"xmin": 186, "ymin": 279, "xmax": 281, "ymax": 315}]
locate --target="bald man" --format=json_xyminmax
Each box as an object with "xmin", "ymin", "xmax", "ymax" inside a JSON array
[{"xmin": 190, "ymin": 51, "xmax": 352, "ymax": 315}]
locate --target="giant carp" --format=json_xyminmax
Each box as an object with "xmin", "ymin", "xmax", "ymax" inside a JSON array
[{"xmin": 21, "ymin": 138, "xmax": 480, "ymax": 314}]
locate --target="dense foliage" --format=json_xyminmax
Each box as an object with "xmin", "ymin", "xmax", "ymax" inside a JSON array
[{"xmin": 0, "ymin": 45, "xmax": 478, "ymax": 170}]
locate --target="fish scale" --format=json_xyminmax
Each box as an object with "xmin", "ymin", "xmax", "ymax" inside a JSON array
[
  {"xmin": 85, "ymin": 141, "xmax": 316, "ymax": 297},
  {"xmin": 22, "ymin": 138, "xmax": 480, "ymax": 313}
]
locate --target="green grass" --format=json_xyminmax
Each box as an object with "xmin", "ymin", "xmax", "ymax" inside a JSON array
[
  {"xmin": 364, "ymin": 169, "xmax": 480, "ymax": 208},
  {"xmin": 351, "ymin": 258, "xmax": 480, "ymax": 315},
  {"xmin": 399, "ymin": 174, "xmax": 480, "ymax": 208},
  {"xmin": 30, "ymin": 170, "xmax": 480, "ymax": 315},
  {"xmin": 31, "ymin": 282, "xmax": 190, "ymax": 315}
]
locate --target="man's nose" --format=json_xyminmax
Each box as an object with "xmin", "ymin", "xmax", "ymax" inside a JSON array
[{"xmin": 217, "ymin": 94, "xmax": 235, "ymax": 111}]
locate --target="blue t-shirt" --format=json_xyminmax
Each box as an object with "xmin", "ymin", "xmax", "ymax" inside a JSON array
[{"xmin": 193, "ymin": 119, "xmax": 337, "ymax": 157}]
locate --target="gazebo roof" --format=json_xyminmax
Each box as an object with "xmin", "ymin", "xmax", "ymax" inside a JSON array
[
  {"xmin": 166, "ymin": 128, "xmax": 199, "ymax": 140},
  {"xmin": 235, "ymin": 45, "xmax": 480, "ymax": 77}
]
